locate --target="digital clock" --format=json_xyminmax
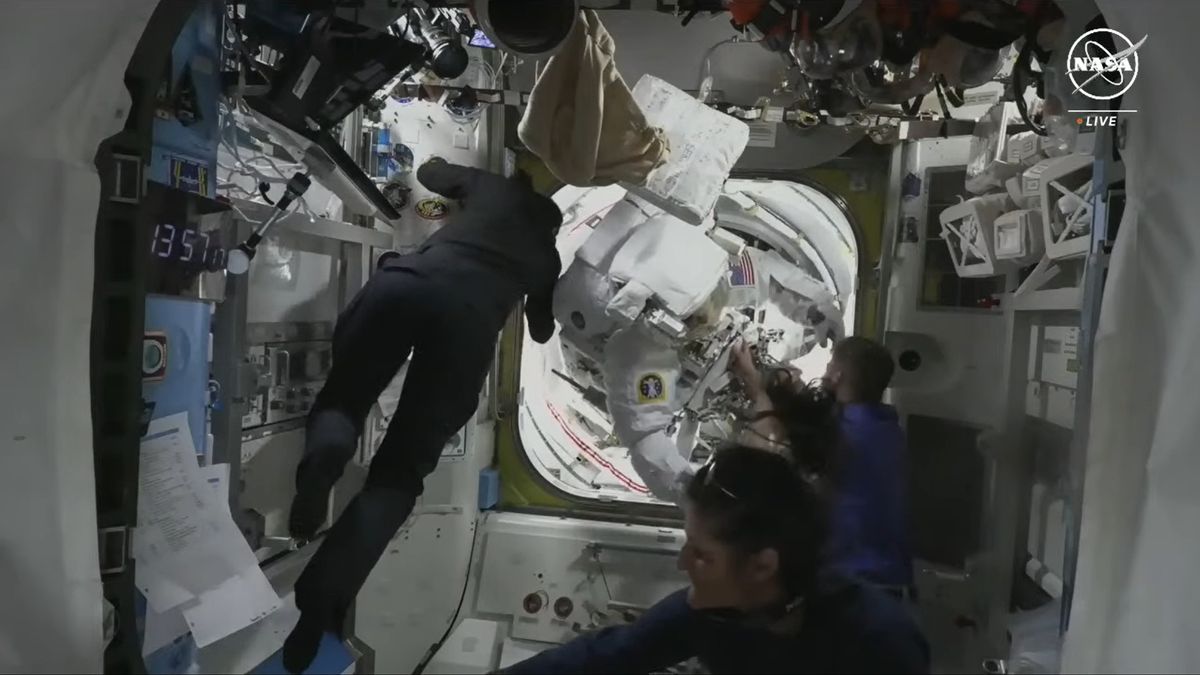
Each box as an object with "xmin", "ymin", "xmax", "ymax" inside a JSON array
[
  {"xmin": 147, "ymin": 219, "xmax": 232, "ymax": 299},
  {"xmin": 150, "ymin": 222, "xmax": 228, "ymax": 271}
]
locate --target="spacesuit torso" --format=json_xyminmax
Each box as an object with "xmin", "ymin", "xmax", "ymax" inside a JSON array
[
  {"xmin": 553, "ymin": 197, "xmax": 846, "ymax": 503},
  {"xmin": 554, "ymin": 200, "xmax": 729, "ymax": 501}
]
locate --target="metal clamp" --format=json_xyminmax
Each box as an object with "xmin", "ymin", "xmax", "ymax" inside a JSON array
[
  {"xmin": 110, "ymin": 154, "xmax": 143, "ymax": 204},
  {"xmin": 98, "ymin": 526, "xmax": 130, "ymax": 575}
]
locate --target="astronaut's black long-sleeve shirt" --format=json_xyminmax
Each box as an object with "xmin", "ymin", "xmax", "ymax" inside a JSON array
[{"xmin": 388, "ymin": 161, "xmax": 562, "ymax": 343}]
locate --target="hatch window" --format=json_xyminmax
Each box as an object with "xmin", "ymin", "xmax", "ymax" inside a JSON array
[{"xmin": 517, "ymin": 180, "xmax": 860, "ymax": 504}]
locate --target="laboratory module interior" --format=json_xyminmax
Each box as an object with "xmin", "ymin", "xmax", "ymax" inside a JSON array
[{"xmin": 3, "ymin": 0, "xmax": 1197, "ymax": 673}]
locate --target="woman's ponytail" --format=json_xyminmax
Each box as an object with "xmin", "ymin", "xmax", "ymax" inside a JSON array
[{"xmin": 762, "ymin": 369, "xmax": 841, "ymax": 478}]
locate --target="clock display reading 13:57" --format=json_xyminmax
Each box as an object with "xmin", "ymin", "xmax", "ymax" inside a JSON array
[{"xmin": 150, "ymin": 222, "xmax": 227, "ymax": 272}]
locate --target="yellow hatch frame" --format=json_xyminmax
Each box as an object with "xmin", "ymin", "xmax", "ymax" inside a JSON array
[{"xmin": 493, "ymin": 154, "xmax": 888, "ymax": 516}]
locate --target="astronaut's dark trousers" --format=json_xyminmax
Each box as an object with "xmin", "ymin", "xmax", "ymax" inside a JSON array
[{"xmin": 282, "ymin": 264, "xmax": 503, "ymax": 671}]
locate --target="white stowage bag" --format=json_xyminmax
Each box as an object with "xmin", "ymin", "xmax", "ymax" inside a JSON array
[
  {"xmin": 1060, "ymin": 3, "xmax": 1200, "ymax": 673},
  {"xmin": 623, "ymin": 75, "xmax": 751, "ymax": 225}
]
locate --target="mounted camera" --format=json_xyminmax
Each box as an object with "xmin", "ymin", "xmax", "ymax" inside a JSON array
[{"xmin": 395, "ymin": 7, "xmax": 474, "ymax": 80}]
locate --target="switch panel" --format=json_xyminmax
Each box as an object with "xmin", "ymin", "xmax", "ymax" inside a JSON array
[
  {"xmin": 241, "ymin": 345, "xmax": 271, "ymax": 429},
  {"xmin": 242, "ymin": 341, "xmax": 332, "ymax": 429},
  {"xmin": 264, "ymin": 340, "xmax": 332, "ymax": 426}
]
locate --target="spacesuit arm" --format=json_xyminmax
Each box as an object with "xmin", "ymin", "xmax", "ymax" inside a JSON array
[
  {"xmin": 500, "ymin": 589, "xmax": 696, "ymax": 674},
  {"xmin": 603, "ymin": 326, "xmax": 694, "ymax": 503},
  {"xmin": 626, "ymin": 432, "xmax": 693, "ymax": 503},
  {"xmin": 757, "ymin": 251, "xmax": 845, "ymax": 352},
  {"xmin": 415, "ymin": 159, "xmax": 483, "ymax": 201}
]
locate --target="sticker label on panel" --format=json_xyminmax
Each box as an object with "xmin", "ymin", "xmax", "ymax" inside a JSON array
[
  {"xmin": 170, "ymin": 156, "xmax": 210, "ymax": 196},
  {"xmin": 746, "ymin": 121, "xmax": 777, "ymax": 148},
  {"xmin": 415, "ymin": 197, "xmax": 449, "ymax": 220},
  {"xmin": 963, "ymin": 90, "xmax": 1002, "ymax": 107}
]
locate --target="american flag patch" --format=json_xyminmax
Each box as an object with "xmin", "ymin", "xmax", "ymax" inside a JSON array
[{"xmin": 729, "ymin": 251, "xmax": 756, "ymax": 287}]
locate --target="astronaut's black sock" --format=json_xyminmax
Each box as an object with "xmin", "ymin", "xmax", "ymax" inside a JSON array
[{"xmin": 282, "ymin": 612, "xmax": 323, "ymax": 674}]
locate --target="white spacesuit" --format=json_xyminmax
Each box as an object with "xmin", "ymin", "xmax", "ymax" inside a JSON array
[
  {"xmin": 601, "ymin": 321, "xmax": 696, "ymax": 501},
  {"xmin": 727, "ymin": 246, "xmax": 844, "ymax": 358},
  {"xmin": 553, "ymin": 196, "xmax": 845, "ymax": 503}
]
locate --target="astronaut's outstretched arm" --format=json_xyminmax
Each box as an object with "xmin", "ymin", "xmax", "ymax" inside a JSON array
[
  {"xmin": 603, "ymin": 326, "xmax": 694, "ymax": 503},
  {"xmin": 622, "ymin": 429, "xmax": 692, "ymax": 502},
  {"xmin": 752, "ymin": 249, "xmax": 845, "ymax": 353}
]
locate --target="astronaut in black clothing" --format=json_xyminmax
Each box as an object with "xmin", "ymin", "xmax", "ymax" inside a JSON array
[{"xmin": 282, "ymin": 159, "xmax": 562, "ymax": 672}]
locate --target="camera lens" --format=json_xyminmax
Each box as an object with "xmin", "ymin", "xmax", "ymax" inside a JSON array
[
  {"xmin": 479, "ymin": 0, "xmax": 577, "ymax": 56},
  {"xmin": 416, "ymin": 10, "xmax": 468, "ymax": 79}
]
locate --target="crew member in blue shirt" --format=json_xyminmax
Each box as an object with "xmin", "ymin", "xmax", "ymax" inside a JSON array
[
  {"xmin": 501, "ymin": 444, "xmax": 929, "ymax": 674},
  {"xmin": 729, "ymin": 335, "xmax": 913, "ymax": 594},
  {"xmin": 819, "ymin": 336, "xmax": 913, "ymax": 593}
]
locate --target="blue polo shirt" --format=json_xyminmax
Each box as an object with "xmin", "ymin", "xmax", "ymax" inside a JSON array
[
  {"xmin": 501, "ymin": 574, "xmax": 929, "ymax": 674},
  {"xmin": 828, "ymin": 403, "xmax": 914, "ymax": 587}
]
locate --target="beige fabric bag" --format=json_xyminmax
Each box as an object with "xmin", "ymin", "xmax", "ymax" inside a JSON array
[{"xmin": 518, "ymin": 10, "xmax": 668, "ymax": 187}]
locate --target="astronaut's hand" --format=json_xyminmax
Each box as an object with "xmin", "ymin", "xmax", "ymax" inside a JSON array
[
  {"xmin": 806, "ymin": 302, "xmax": 842, "ymax": 348},
  {"xmin": 728, "ymin": 341, "xmax": 765, "ymax": 398}
]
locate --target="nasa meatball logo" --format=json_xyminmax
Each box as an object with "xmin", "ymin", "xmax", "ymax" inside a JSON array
[
  {"xmin": 1066, "ymin": 28, "xmax": 1146, "ymax": 101},
  {"xmin": 637, "ymin": 374, "xmax": 667, "ymax": 404},
  {"xmin": 415, "ymin": 197, "xmax": 449, "ymax": 220}
]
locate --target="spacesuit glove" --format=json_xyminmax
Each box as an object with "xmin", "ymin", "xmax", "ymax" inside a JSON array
[
  {"xmin": 807, "ymin": 301, "xmax": 844, "ymax": 348},
  {"xmin": 728, "ymin": 340, "xmax": 766, "ymax": 398}
]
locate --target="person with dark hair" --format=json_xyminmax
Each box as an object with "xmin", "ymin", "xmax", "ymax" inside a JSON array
[
  {"xmin": 282, "ymin": 159, "xmax": 563, "ymax": 672},
  {"xmin": 729, "ymin": 335, "xmax": 912, "ymax": 595},
  {"xmin": 727, "ymin": 345, "xmax": 839, "ymax": 475},
  {"xmin": 821, "ymin": 336, "xmax": 912, "ymax": 594},
  {"xmin": 825, "ymin": 335, "xmax": 896, "ymax": 405},
  {"xmin": 501, "ymin": 445, "xmax": 930, "ymax": 674}
]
